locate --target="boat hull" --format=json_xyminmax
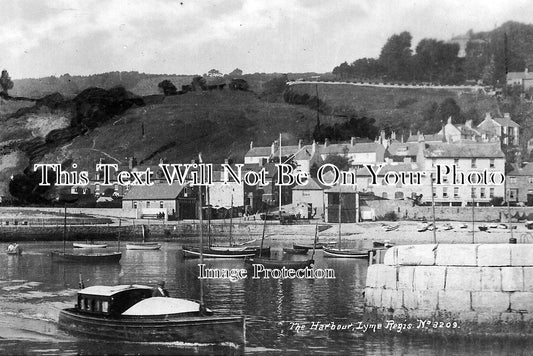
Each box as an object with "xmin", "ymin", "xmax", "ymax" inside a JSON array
[
  {"xmin": 182, "ymin": 247, "xmax": 256, "ymax": 259},
  {"xmin": 73, "ymin": 243, "xmax": 107, "ymax": 249},
  {"xmin": 126, "ymin": 243, "xmax": 161, "ymax": 250},
  {"xmin": 282, "ymin": 248, "xmax": 309, "ymax": 255},
  {"xmin": 58, "ymin": 308, "xmax": 245, "ymax": 347},
  {"xmin": 244, "ymin": 257, "xmax": 314, "ymax": 269},
  {"xmin": 51, "ymin": 251, "xmax": 122, "ymax": 263},
  {"xmin": 323, "ymin": 248, "xmax": 368, "ymax": 259}
]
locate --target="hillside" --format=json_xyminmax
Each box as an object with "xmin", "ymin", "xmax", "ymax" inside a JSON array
[
  {"xmin": 39, "ymin": 90, "xmax": 339, "ymax": 171},
  {"xmin": 286, "ymin": 82, "xmax": 500, "ymax": 134}
]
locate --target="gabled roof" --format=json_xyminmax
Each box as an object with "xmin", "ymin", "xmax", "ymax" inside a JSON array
[
  {"xmin": 357, "ymin": 162, "xmax": 421, "ymax": 176},
  {"xmin": 292, "ymin": 177, "xmax": 330, "ymax": 190},
  {"xmin": 245, "ymin": 147, "xmax": 272, "ymax": 158},
  {"xmin": 407, "ymin": 134, "xmax": 444, "ymax": 143},
  {"xmin": 123, "ymin": 183, "xmax": 186, "ymax": 200},
  {"xmin": 507, "ymin": 71, "xmax": 533, "ymax": 80},
  {"xmin": 492, "ymin": 116, "xmax": 520, "ymax": 128},
  {"xmin": 319, "ymin": 142, "xmax": 385, "ymax": 155},
  {"xmin": 387, "ymin": 142, "xmax": 418, "ymax": 157},
  {"xmin": 507, "ymin": 162, "xmax": 533, "ymax": 176},
  {"xmin": 424, "ymin": 142, "xmax": 504, "ymax": 158}
]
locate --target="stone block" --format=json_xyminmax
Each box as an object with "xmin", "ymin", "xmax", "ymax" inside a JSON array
[
  {"xmin": 471, "ymin": 292, "xmax": 510, "ymax": 313},
  {"xmin": 510, "ymin": 292, "xmax": 533, "ymax": 312},
  {"xmin": 445, "ymin": 267, "xmax": 480, "ymax": 291},
  {"xmin": 522, "ymin": 313, "xmax": 533, "ymax": 322},
  {"xmin": 413, "ymin": 266, "xmax": 446, "ymax": 291},
  {"xmin": 477, "ymin": 312, "xmax": 501, "ymax": 324},
  {"xmin": 392, "ymin": 308, "xmax": 407, "ymax": 320},
  {"xmin": 381, "ymin": 289, "xmax": 394, "ymax": 309},
  {"xmin": 510, "ymin": 245, "xmax": 533, "ymax": 266},
  {"xmin": 364, "ymin": 287, "xmax": 374, "ymax": 305},
  {"xmin": 397, "ymin": 266, "xmax": 415, "ymax": 291},
  {"xmin": 480, "ymin": 267, "xmax": 502, "ymax": 291},
  {"xmin": 477, "ymin": 244, "xmax": 511, "ymax": 267},
  {"xmin": 411, "ymin": 309, "xmax": 435, "ymax": 320},
  {"xmin": 397, "ymin": 245, "xmax": 437, "ymax": 266},
  {"xmin": 500, "ymin": 312, "xmax": 522, "ymax": 323},
  {"xmin": 457, "ymin": 311, "xmax": 478, "ymax": 322},
  {"xmin": 371, "ymin": 288, "xmax": 383, "ymax": 307},
  {"xmin": 383, "ymin": 246, "xmax": 397, "ymax": 266},
  {"xmin": 402, "ymin": 290, "xmax": 418, "ymax": 310},
  {"xmin": 390, "ymin": 290, "xmax": 404, "ymax": 310},
  {"xmin": 365, "ymin": 265, "xmax": 378, "ymax": 288},
  {"xmin": 438, "ymin": 290, "xmax": 472, "ymax": 312},
  {"xmin": 436, "ymin": 244, "xmax": 478, "ymax": 266},
  {"xmin": 417, "ymin": 290, "xmax": 439, "ymax": 310},
  {"xmin": 501, "ymin": 267, "xmax": 524, "ymax": 292},
  {"xmin": 523, "ymin": 267, "xmax": 533, "ymax": 291},
  {"xmin": 373, "ymin": 264, "xmax": 397, "ymax": 289}
]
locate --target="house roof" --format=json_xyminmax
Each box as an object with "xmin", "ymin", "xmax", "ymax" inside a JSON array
[
  {"xmin": 319, "ymin": 142, "xmax": 385, "ymax": 155},
  {"xmin": 123, "ymin": 183, "xmax": 186, "ymax": 200},
  {"xmin": 492, "ymin": 116, "xmax": 520, "ymax": 128},
  {"xmin": 507, "ymin": 162, "xmax": 533, "ymax": 176},
  {"xmin": 292, "ymin": 177, "xmax": 330, "ymax": 191},
  {"xmin": 423, "ymin": 142, "xmax": 504, "ymax": 158},
  {"xmin": 507, "ymin": 71, "xmax": 533, "ymax": 80},
  {"xmin": 387, "ymin": 142, "xmax": 418, "ymax": 157},
  {"xmin": 245, "ymin": 147, "xmax": 272, "ymax": 158},
  {"xmin": 407, "ymin": 134, "xmax": 444, "ymax": 143}
]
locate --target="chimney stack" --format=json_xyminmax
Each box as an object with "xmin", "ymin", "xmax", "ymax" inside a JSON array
[
  {"xmin": 312, "ymin": 140, "xmax": 316, "ymax": 154},
  {"xmin": 271, "ymin": 141, "xmax": 276, "ymax": 155},
  {"xmin": 465, "ymin": 119, "xmax": 472, "ymax": 128},
  {"xmin": 250, "ymin": 141, "xmax": 253, "ymax": 150},
  {"xmin": 351, "ymin": 137, "xmax": 355, "ymax": 146},
  {"xmin": 298, "ymin": 139, "xmax": 302, "ymax": 149},
  {"xmin": 324, "ymin": 138, "xmax": 329, "ymax": 147}
]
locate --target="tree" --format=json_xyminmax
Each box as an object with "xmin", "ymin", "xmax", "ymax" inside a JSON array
[
  {"xmin": 229, "ymin": 78, "xmax": 249, "ymax": 91},
  {"xmin": 207, "ymin": 69, "xmax": 222, "ymax": 77},
  {"xmin": 323, "ymin": 154, "xmax": 351, "ymax": 171},
  {"xmin": 0, "ymin": 70, "xmax": 14, "ymax": 94},
  {"xmin": 379, "ymin": 32, "xmax": 413, "ymax": 81},
  {"xmin": 229, "ymin": 68, "xmax": 243, "ymax": 77},
  {"xmin": 191, "ymin": 76, "xmax": 207, "ymax": 91},
  {"xmin": 157, "ymin": 80, "xmax": 177, "ymax": 96}
]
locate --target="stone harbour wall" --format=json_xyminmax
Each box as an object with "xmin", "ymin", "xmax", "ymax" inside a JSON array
[{"xmin": 364, "ymin": 244, "xmax": 533, "ymax": 337}]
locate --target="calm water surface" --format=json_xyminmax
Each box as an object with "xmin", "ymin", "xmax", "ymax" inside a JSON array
[{"xmin": 0, "ymin": 240, "xmax": 531, "ymax": 355}]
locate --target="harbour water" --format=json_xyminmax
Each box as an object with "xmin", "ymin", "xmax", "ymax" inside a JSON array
[{"xmin": 0, "ymin": 240, "xmax": 531, "ymax": 355}]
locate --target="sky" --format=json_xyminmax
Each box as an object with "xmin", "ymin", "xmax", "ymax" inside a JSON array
[{"xmin": 2, "ymin": 0, "xmax": 532, "ymax": 79}]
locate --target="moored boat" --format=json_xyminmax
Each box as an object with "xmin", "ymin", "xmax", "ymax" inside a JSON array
[
  {"xmin": 244, "ymin": 256, "xmax": 314, "ymax": 269},
  {"xmin": 182, "ymin": 246, "xmax": 257, "ymax": 259},
  {"xmin": 282, "ymin": 247, "xmax": 309, "ymax": 255},
  {"xmin": 126, "ymin": 242, "xmax": 161, "ymax": 250},
  {"xmin": 51, "ymin": 251, "xmax": 122, "ymax": 263},
  {"xmin": 58, "ymin": 284, "xmax": 245, "ymax": 347},
  {"xmin": 6, "ymin": 245, "xmax": 22, "ymax": 255},
  {"xmin": 74, "ymin": 242, "xmax": 108, "ymax": 249},
  {"xmin": 322, "ymin": 247, "xmax": 369, "ymax": 259},
  {"xmin": 372, "ymin": 240, "xmax": 394, "ymax": 248}
]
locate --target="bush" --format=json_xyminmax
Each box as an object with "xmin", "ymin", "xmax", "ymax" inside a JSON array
[
  {"xmin": 379, "ymin": 211, "xmax": 398, "ymax": 221},
  {"xmin": 489, "ymin": 196, "xmax": 504, "ymax": 206}
]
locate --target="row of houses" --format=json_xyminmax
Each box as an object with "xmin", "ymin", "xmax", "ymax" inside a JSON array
[{"xmin": 65, "ymin": 112, "xmax": 532, "ymax": 220}]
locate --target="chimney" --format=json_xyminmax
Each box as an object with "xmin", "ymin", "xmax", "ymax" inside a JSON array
[
  {"xmin": 504, "ymin": 113, "xmax": 511, "ymax": 119},
  {"xmin": 250, "ymin": 141, "xmax": 253, "ymax": 150},
  {"xmin": 447, "ymin": 116, "xmax": 452, "ymax": 125},
  {"xmin": 485, "ymin": 112, "xmax": 492, "ymax": 122},
  {"xmin": 351, "ymin": 137, "xmax": 355, "ymax": 146},
  {"xmin": 380, "ymin": 130, "xmax": 385, "ymax": 144},
  {"xmin": 224, "ymin": 158, "xmax": 229, "ymax": 164},
  {"xmin": 298, "ymin": 139, "xmax": 302, "ymax": 149},
  {"xmin": 465, "ymin": 119, "xmax": 472, "ymax": 128},
  {"xmin": 392, "ymin": 131, "xmax": 396, "ymax": 141},
  {"xmin": 271, "ymin": 141, "xmax": 276, "ymax": 155},
  {"xmin": 129, "ymin": 157, "xmax": 136, "ymax": 170},
  {"xmin": 159, "ymin": 158, "xmax": 164, "ymax": 165},
  {"xmin": 312, "ymin": 140, "xmax": 316, "ymax": 154},
  {"xmin": 324, "ymin": 138, "xmax": 329, "ymax": 147},
  {"xmin": 442, "ymin": 124, "xmax": 447, "ymax": 142}
]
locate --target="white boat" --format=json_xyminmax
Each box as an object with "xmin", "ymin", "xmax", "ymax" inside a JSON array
[
  {"xmin": 73, "ymin": 242, "xmax": 108, "ymax": 248},
  {"xmin": 126, "ymin": 242, "xmax": 161, "ymax": 250}
]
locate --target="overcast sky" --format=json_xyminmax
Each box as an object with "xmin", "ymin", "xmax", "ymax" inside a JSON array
[{"xmin": 2, "ymin": 0, "xmax": 532, "ymax": 79}]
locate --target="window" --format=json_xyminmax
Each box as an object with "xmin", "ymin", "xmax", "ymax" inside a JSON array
[
  {"xmin": 529, "ymin": 177, "xmax": 533, "ymax": 184},
  {"xmin": 395, "ymin": 191, "xmax": 404, "ymax": 199},
  {"xmin": 509, "ymin": 177, "xmax": 517, "ymax": 184},
  {"xmin": 433, "ymin": 187, "xmax": 437, "ymax": 197},
  {"xmin": 471, "ymin": 187, "xmax": 476, "ymax": 198},
  {"xmin": 160, "ymin": 201, "xmax": 164, "ymax": 208},
  {"xmin": 471, "ymin": 158, "xmax": 477, "ymax": 168},
  {"xmin": 454, "ymin": 159, "xmax": 459, "ymax": 167},
  {"xmin": 489, "ymin": 188, "xmax": 494, "ymax": 198},
  {"xmin": 146, "ymin": 201, "xmax": 151, "ymax": 208},
  {"xmin": 102, "ymin": 301, "xmax": 108, "ymax": 313},
  {"xmin": 480, "ymin": 188, "xmax": 486, "ymax": 198},
  {"xmin": 489, "ymin": 159, "xmax": 495, "ymax": 168},
  {"xmin": 443, "ymin": 187, "xmax": 448, "ymax": 198},
  {"xmin": 454, "ymin": 187, "xmax": 459, "ymax": 198},
  {"xmin": 133, "ymin": 202, "xmax": 137, "ymax": 209}
]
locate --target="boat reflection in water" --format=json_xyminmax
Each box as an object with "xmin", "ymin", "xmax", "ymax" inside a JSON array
[{"xmin": 58, "ymin": 285, "xmax": 245, "ymax": 348}]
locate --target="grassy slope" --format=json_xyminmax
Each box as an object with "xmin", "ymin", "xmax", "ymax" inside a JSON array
[
  {"xmin": 289, "ymin": 83, "xmax": 500, "ymax": 124},
  {"xmin": 42, "ymin": 90, "xmax": 339, "ymax": 169}
]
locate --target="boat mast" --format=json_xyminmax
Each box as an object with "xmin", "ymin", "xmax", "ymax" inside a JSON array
[
  {"xmin": 229, "ymin": 194, "xmax": 233, "ymax": 246},
  {"xmin": 338, "ymin": 187, "xmax": 342, "ymax": 250},
  {"xmin": 63, "ymin": 203, "xmax": 67, "ymax": 253},
  {"xmin": 207, "ymin": 186, "xmax": 211, "ymax": 247},
  {"xmin": 508, "ymin": 196, "xmax": 514, "ymax": 240},
  {"xmin": 278, "ymin": 133, "xmax": 282, "ymax": 223},
  {"xmin": 472, "ymin": 194, "xmax": 475, "ymax": 243},
  {"xmin": 311, "ymin": 222, "xmax": 318, "ymax": 260},
  {"xmin": 430, "ymin": 171, "xmax": 437, "ymax": 244},
  {"xmin": 259, "ymin": 207, "xmax": 267, "ymax": 257},
  {"xmin": 198, "ymin": 185, "xmax": 205, "ymax": 312}
]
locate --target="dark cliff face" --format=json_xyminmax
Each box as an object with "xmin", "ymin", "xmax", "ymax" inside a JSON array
[{"xmin": 7, "ymin": 86, "xmax": 145, "ymax": 204}]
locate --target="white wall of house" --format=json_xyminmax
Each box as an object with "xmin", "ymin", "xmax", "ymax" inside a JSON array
[
  {"xmin": 209, "ymin": 182, "xmax": 244, "ymax": 208},
  {"xmin": 292, "ymin": 189, "xmax": 325, "ymax": 218}
]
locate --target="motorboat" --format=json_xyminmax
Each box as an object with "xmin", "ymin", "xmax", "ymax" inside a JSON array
[
  {"xmin": 322, "ymin": 247, "xmax": 369, "ymax": 259},
  {"xmin": 58, "ymin": 284, "xmax": 245, "ymax": 347}
]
